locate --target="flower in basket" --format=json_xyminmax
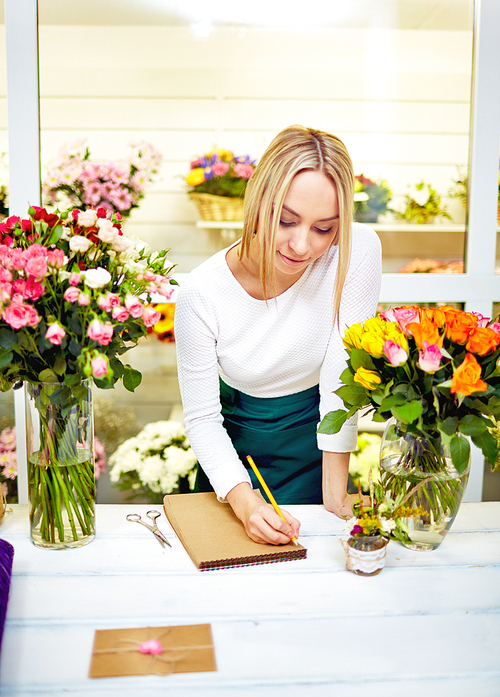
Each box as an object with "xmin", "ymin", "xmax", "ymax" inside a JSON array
[
  {"xmin": 353, "ymin": 174, "xmax": 392, "ymax": 222},
  {"xmin": 0, "ymin": 204, "xmax": 175, "ymax": 546},
  {"xmin": 185, "ymin": 148, "xmax": 255, "ymax": 199},
  {"xmin": 109, "ymin": 421, "xmax": 197, "ymax": 503},
  {"xmin": 318, "ymin": 306, "xmax": 500, "ymax": 538},
  {"xmin": 42, "ymin": 140, "xmax": 162, "ymax": 217},
  {"xmin": 393, "ymin": 181, "xmax": 451, "ymax": 224}
]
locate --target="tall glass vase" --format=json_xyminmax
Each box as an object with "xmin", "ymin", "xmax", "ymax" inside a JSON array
[
  {"xmin": 380, "ymin": 418, "xmax": 470, "ymax": 551},
  {"xmin": 26, "ymin": 380, "xmax": 95, "ymax": 549}
]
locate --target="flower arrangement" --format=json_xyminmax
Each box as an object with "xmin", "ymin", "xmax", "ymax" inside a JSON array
[
  {"xmin": 42, "ymin": 141, "xmax": 162, "ymax": 217},
  {"xmin": 0, "ymin": 146, "xmax": 8, "ymax": 218},
  {"xmin": 393, "ymin": 181, "xmax": 451, "ymax": 224},
  {"xmin": 448, "ymin": 166, "xmax": 468, "ymax": 206},
  {"xmin": 0, "ymin": 204, "xmax": 175, "ymax": 546},
  {"xmin": 398, "ymin": 258, "xmax": 464, "ymax": 274},
  {"xmin": 353, "ymin": 175, "xmax": 392, "ymax": 222},
  {"xmin": 109, "ymin": 421, "xmax": 198, "ymax": 503},
  {"xmin": 349, "ymin": 432, "xmax": 382, "ymax": 492},
  {"xmin": 319, "ymin": 305, "xmax": 500, "ymax": 474},
  {"xmin": 185, "ymin": 148, "xmax": 255, "ymax": 199}
]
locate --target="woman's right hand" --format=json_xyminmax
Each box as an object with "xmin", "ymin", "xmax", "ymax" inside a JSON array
[{"xmin": 226, "ymin": 482, "xmax": 300, "ymax": 545}]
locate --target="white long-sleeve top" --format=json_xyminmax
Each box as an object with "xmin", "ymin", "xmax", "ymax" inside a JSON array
[{"xmin": 174, "ymin": 223, "xmax": 382, "ymax": 499}]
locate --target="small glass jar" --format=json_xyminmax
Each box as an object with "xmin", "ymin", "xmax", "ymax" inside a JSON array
[{"xmin": 346, "ymin": 535, "xmax": 388, "ymax": 576}]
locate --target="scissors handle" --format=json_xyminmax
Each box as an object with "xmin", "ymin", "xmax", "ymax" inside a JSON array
[{"xmin": 126, "ymin": 513, "xmax": 171, "ymax": 548}]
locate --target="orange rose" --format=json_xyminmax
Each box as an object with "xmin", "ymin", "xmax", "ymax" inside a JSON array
[
  {"xmin": 407, "ymin": 317, "xmax": 443, "ymax": 350},
  {"xmin": 421, "ymin": 307, "xmax": 446, "ymax": 328},
  {"xmin": 444, "ymin": 309, "xmax": 478, "ymax": 344},
  {"xmin": 466, "ymin": 327, "xmax": 500, "ymax": 356},
  {"xmin": 450, "ymin": 353, "xmax": 487, "ymax": 396}
]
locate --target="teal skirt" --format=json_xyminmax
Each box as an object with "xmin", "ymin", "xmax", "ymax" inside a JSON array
[{"xmin": 195, "ymin": 380, "xmax": 323, "ymax": 504}]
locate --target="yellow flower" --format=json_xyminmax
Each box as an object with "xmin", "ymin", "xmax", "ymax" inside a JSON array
[
  {"xmin": 385, "ymin": 325, "xmax": 409, "ymax": 353},
  {"xmin": 185, "ymin": 168, "xmax": 205, "ymax": 187},
  {"xmin": 342, "ymin": 322, "xmax": 364, "ymax": 349},
  {"xmin": 353, "ymin": 367, "xmax": 382, "ymax": 389},
  {"xmin": 207, "ymin": 148, "xmax": 233, "ymax": 161},
  {"xmin": 360, "ymin": 331, "xmax": 385, "ymax": 357},
  {"xmin": 363, "ymin": 316, "xmax": 386, "ymax": 336}
]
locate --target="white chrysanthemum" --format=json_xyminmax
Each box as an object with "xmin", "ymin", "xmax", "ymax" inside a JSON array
[
  {"xmin": 380, "ymin": 517, "xmax": 396, "ymax": 533},
  {"xmin": 164, "ymin": 446, "xmax": 197, "ymax": 477}
]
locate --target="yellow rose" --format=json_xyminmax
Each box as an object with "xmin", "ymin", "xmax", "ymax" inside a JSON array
[
  {"xmin": 363, "ymin": 317, "xmax": 386, "ymax": 336},
  {"xmin": 385, "ymin": 326, "xmax": 409, "ymax": 353},
  {"xmin": 186, "ymin": 168, "xmax": 205, "ymax": 187},
  {"xmin": 353, "ymin": 367, "xmax": 382, "ymax": 389},
  {"xmin": 360, "ymin": 331, "xmax": 385, "ymax": 357},
  {"xmin": 343, "ymin": 323, "xmax": 364, "ymax": 349}
]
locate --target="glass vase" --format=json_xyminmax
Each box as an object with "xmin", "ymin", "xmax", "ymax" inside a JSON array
[
  {"xmin": 345, "ymin": 535, "xmax": 388, "ymax": 576},
  {"xmin": 26, "ymin": 380, "xmax": 95, "ymax": 549},
  {"xmin": 380, "ymin": 418, "xmax": 470, "ymax": 551}
]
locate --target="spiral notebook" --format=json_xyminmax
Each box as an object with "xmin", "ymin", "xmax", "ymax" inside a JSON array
[{"xmin": 163, "ymin": 492, "xmax": 307, "ymax": 571}]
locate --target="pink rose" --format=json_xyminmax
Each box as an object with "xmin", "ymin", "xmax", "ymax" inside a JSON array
[
  {"xmin": 12, "ymin": 279, "xmax": 26, "ymax": 296},
  {"xmin": 96, "ymin": 219, "xmax": 119, "ymax": 244},
  {"xmin": 142, "ymin": 305, "xmax": 161, "ymax": 327},
  {"xmin": 24, "ymin": 277, "xmax": 44, "ymax": 301},
  {"xmin": 383, "ymin": 340, "xmax": 408, "ymax": 367},
  {"xmin": 9, "ymin": 249, "xmax": 25, "ymax": 271},
  {"xmin": 64, "ymin": 287, "xmax": 80, "ymax": 303},
  {"xmin": 379, "ymin": 308, "xmax": 396, "ymax": 323},
  {"xmin": 111, "ymin": 305, "xmax": 129, "ymax": 322},
  {"xmin": 471, "ymin": 312, "xmax": 489, "ymax": 328},
  {"xmin": 418, "ymin": 342, "xmax": 443, "ymax": 373},
  {"xmin": 124, "ymin": 294, "xmax": 143, "ymax": 318},
  {"xmin": 488, "ymin": 322, "xmax": 500, "ymax": 336},
  {"xmin": 233, "ymin": 162, "xmax": 254, "ymax": 179},
  {"xmin": 2, "ymin": 302, "xmax": 39, "ymax": 329},
  {"xmin": 393, "ymin": 307, "xmax": 420, "ymax": 334},
  {"xmin": 78, "ymin": 292, "xmax": 90, "ymax": 306},
  {"xmin": 90, "ymin": 354, "xmax": 108, "ymax": 378},
  {"xmin": 158, "ymin": 282, "xmax": 174, "ymax": 300},
  {"xmin": 22, "ymin": 244, "xmax": 46, "ymax": 260},
  {"xmin": 47, "ymin": 249, "xmax": 65, "ymax": 268},
  {"xmin": 87, "ymin": 319, "xmax": 114, "ymax": 346},
  {"xmin": 212, "ymin": 162, "xmax": 230, "ymax": 177},
  {"xmin": 69, "ymin": 272, "xmax": 82, "ymax": 286},
  {"xmin": 46, "ymin": 322, "xmax": 66, "ymax": 345},
  {"xmin": 0, "ymin": 267, "xmax": 13, "ymax": 283},
  {"xmin": 25, "ymin": 256, "xmax": 48, "ymax": 279},
  {"xmin": 0, "ymin": 283, "xmax": 11, "ymax": 303}
]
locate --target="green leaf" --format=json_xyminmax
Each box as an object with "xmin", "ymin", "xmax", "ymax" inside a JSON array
[
  {"xmin": 379, "ymin": 393, "xmax": 407, "ymax": 411},
  {"xmin": 0, "ymin": 351, "xmax": 13, "ymax": 370},
  {"xmin": 336, "ymin": 383, "xmax": 369, "ymax": 407},
  {"xmin": 391, "ymin": 400, "xmax": 423, "ymax": 424},
  {"xmin": 53, "ymin": 357, "xmax": 67, "ymax": 376},
  {"xmin": 458, "ymin": 414, "xmax": 488, "ymax": 437},
  {"xmin": 39, "ymin": 368, "xmax": 58, "ymax": 382},
  {"xmin": 317, "ymin": 410, "xmax": 349, "ymax": 435},
  {"xmin": 350, "ymin": 348, "xmax": 376, "ymax": 371},
  {"xmin": 471, "ymin": 430, "xmax": 498, "ymax": 468},
  {"xmin": 339, "ymin": 367, "xmax": 354, "ymax": 385},
  {"xmin": 123, "ymin": 367, "xmax": 142, "ymax": 392},
  {"xmin": 0, "ymin": 330, "xmax": 18, "ymax": 350},
  {"xmin": 450, "ymin": 434, "xmax": 471, "ymax": 474},
  {"xmin": 46, "ymin": 224, "xmax": 64, "ymax": 246},
  {"xmin": 372, "ymin": 411, "xmax": 390, "ymax": 422},
  {"xmin": 440, "ymin": 416, "xmax": 458, "ymax": 436}
]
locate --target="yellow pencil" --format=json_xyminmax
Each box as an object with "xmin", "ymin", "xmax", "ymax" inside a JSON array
[{"xmin": 246, "ymin": 455, "xmax": 298, "ymax": 544}]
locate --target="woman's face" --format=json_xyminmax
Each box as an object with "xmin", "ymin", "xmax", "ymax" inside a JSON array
[{"xmin": 263, "ymin": 169, "xmax": 339, "ymax": 280}]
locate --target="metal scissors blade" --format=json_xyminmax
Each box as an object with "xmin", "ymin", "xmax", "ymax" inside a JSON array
[{"xmin": 126, "ymin": 510, "xmax": 171, "ymax": 548}]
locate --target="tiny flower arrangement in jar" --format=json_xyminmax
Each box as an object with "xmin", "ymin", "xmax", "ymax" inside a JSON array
[
  {"xmin": 185, "ymin": 148, "xmax": 256, "ymax": 199},
  {"xmin": 42, "ymin": 140, "xmax": 162, "ymax": 218},
  {"xmin": 109, "ymin": 421, "xmax": 198, "ymax": 503}
]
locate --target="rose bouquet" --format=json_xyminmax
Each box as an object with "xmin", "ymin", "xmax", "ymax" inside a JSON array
[
  {"xmin": 109, "ymin": 421, "xmax": 197, "ymax": 504},
  {"xmin": 185, "ymin": 148, "xmax": 255, "ymax": 198},
  {"xmin": 319, "ymin": 306, "xmax": 500, "ymax": 541},
  {"xmin": 42, "ymin": 141, "xmax": 162, "ymax": 217},
  {"xmin": 0, "ymin": 205, "xmax": 175, "ymax": 546}
]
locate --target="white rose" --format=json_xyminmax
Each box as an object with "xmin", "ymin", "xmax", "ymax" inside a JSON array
[
  {"xmin": 84, "ymin": 267, "xmax": 112, "ymax": 289},
  {"xmin": 69, "ymin": 235, "xmax": 93, "ymax": 253},
  {"xmin": 380, "ymin": 518, "xmax": 396, "ymax": 533},
  {"xmin": 111, "ymin": 235, "xmax": 133, "ymax": 253},
  {"xmin": 78, "ymin": 209, "xmax": 98, "ymax": 227},
  {"xmin": 96, "ymin": 219, "xmax": 119, "ymax": 244}
]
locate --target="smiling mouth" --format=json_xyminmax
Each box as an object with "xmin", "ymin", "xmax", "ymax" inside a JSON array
[{"xmin": 278, "ymin": 251, "xmax": 309, "ymax": 267}]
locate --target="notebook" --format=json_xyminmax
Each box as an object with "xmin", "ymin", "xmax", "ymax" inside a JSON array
[{"xmin": 163, "ymin": 492, "xmax": 307, "ymax": 571}]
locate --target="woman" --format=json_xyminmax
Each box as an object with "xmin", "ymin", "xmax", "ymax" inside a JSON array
[{"xmin": 175, "ymin": 125, "xmax": 381, "ymax": 545}]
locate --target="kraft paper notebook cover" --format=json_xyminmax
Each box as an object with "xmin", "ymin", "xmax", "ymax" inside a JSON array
[{"xmin": 163, "ymin": 492, "xmax": 307, "ymax": 570}]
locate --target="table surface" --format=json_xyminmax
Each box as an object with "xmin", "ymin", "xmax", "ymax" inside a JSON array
[{"xmin": 0, "ymin": 502, "xmax": 499, "ymax": 697}]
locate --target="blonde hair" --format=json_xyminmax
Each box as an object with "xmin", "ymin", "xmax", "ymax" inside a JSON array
[{"xmin": 239, "ymin": 124, "xmax": 354, "ymax": 320}]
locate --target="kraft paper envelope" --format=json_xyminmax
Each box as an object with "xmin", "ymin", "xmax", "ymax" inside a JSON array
[
  {"xmin": 89, "ymin": 624, "xmax": 216, "ymax": 678},
  {"xmin": 163, "ymin": 491, "xmax": 307, "ymax": 570}
]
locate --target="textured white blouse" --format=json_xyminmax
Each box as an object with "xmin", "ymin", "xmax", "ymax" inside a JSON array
[{"xmin": 174, "ymin": 223, "xmax": 382, "ymax": 499}]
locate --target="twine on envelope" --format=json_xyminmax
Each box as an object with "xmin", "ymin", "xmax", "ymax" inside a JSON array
[{"xmin": 91, "ymin": 628, "xmax": 213, "ymax": 676}]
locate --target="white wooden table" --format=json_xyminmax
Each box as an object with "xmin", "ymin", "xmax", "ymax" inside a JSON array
[{"xmin": 0, "ymin": 502, "xmax": 499, "ymax": 696}]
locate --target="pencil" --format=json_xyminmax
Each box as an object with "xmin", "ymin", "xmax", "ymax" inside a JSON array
[{"xmin": 246, "ymin": 455, "xmax": 299, "ymax": 545}]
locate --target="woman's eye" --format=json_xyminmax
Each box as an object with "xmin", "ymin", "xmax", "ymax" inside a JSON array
[
  {"xmin": 279, "ymin": 220, "xmax": 295, "ymax": 227},
  {"xmin": 315, "ymin": 227, "xmax": 333, "ymax": 235}
]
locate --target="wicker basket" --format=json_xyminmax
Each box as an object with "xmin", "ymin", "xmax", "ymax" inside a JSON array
[{"xmin": 189, "ymin": 193, "xmax": 244, "ymax": 222}]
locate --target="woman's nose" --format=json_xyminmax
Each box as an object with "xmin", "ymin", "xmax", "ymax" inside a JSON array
[{"xmin": 288, "ymin": 227, "xmax": 309, "ymax": 256}]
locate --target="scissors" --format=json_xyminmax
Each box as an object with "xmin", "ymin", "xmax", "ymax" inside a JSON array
[{"xmin": 126, "ymin": 510, "xmax": 171, "ymax": 548}]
